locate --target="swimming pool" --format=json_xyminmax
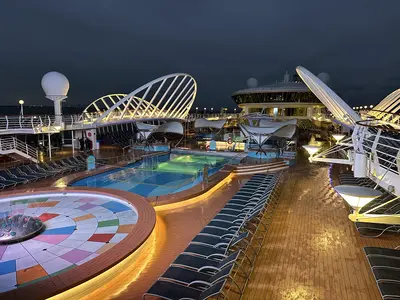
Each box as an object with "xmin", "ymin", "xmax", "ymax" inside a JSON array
[{"xmin": 71, "ymin": 154, "xmax": 230, "ymax": 197}]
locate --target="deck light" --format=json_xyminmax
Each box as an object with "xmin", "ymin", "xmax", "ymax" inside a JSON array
[
  {"xmin": 302, "ymin": 145, "xmax": 320, "ymax": 161},
  {"xmin": 334, "ymin": 185, "xmax": 382, "ymax": 211},
  {"xmin": 332, "ymin": 134, "xmax": 346, "ymax": 142}
]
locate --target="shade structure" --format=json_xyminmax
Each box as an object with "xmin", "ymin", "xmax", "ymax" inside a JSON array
[
  {"xmin": 302, "ymin": 145, "xmax": 320, "ymax": 157},
  {"xmin": 332, "ymin": 134, "xmax": 346, "ymax": 142},
  {"xmin": 334, "ymin": 185, "xmax": 382, "ymax": 210}
]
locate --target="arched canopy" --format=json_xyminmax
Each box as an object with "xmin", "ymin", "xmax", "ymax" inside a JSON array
[
  {"xmin": 369, "ymin": 89, "xmax": 400, "ymax": 122},
  {"xmin": 84, "ymin": 73, "xmax": 197, "ymax": 124},
  {"xmin": 194, "ymin": 118, "xmax": 227, "ymax": 130},
  {"xmin": 296, "ymin": 66, "xmax": 360, "ymax": 127}
]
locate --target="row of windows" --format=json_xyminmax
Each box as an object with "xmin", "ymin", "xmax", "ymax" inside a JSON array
[
  {"xmin": 233, "ymin": 92, "xmax": 321, "ymax": 104},
  {"xmin": 248, "ymin": 107, "xmax": 308, "ymax": 117}
]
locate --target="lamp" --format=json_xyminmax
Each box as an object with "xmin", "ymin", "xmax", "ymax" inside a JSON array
[
  {"xmin": 302, "ymin": 145, "xmax": 320, "ymax": 162},
  {"xmin": 370, "ymin": 105, "xmax": 373, "ymax": 109},
  {"xmin": 18, "ymin": 99, "xmax": 24, "ymax": 117},
  {"xmin": 332, "ymin": 134, "xmax": 346, "ymax": 142},
  {"xmin": 334, "ymin": 185, "xmax": 382, "ymax": 211}
]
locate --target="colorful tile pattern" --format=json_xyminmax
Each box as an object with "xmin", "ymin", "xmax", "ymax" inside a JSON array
[{"xmin": 0, "ymin": 195, "xmax": 137, "ymax": 293}]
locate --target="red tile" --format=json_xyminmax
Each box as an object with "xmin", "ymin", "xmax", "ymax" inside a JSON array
[
  {"xmin": 39, "ymin": 213, "xmax": 59, "ymax": 222},
  {"xmin": 88, "ymin": 234, "xmax": 114, "ymax": 243}
]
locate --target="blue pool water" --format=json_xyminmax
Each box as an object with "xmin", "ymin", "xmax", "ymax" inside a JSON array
[{"xmin": 71, "ymin": 154, "xmax": 229, "ymax": 197}]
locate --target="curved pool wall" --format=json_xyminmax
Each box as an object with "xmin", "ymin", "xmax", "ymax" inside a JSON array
[
  {"xmin": 71, "ymin": 153, "xmax": 229, "ymax": 197},
  {"xmin": 133, "ymin": 144, "xmax": 170, "ymax": 152},
  {"xmin": 0, "ymin": 189, "xmax": 155, "ymax": 298}
]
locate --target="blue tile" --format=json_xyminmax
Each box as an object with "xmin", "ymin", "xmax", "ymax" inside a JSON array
[
  {"xmin": 0, "ymin": 259, "xmax": 16, "ymax": 275},
  {"xmin": 101, "ymin": 201, "xmax": 130, "ymax": 213},
  {"xmin": 42, "ymin": 225, "xmax": 76, "ymax": 235}
]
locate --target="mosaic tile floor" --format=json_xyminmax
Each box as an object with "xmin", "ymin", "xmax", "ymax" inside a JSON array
[{"xmin": 0, "ymin": 194, "xmax": 138, "ymax": 293}]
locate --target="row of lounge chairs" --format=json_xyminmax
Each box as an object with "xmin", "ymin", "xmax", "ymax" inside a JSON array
[
  {"xmin": 338, "ymin": 172, "xmax": 400, "ymax": 238},
  {"xmin": 364, "ymin": 246, "xmax": 400, "ymax": 299},
  {"xmin": 143, "ymin": 171, "xmax": 283, "ymax": 300},
  {"xmin": 0, "ymin": 155, "xmax": 88, "ymax": 189}
]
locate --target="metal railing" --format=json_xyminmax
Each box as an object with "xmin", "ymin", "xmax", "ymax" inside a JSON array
[{"xmin": 0, "ymin": 137, "xmax": 39, "ymax": 161}]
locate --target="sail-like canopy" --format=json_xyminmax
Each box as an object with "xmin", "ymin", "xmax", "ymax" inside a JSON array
[{"xmin": 194, "ymin": 118, "xmax": 227, "ymax": 129}]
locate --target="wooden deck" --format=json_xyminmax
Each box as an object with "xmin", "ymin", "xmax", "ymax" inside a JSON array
[{"xmin": 243, "ymin": 160, "xmax": 400, "ymax": 300}]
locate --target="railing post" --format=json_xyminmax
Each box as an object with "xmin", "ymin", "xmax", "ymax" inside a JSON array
[
  {"xmin": 0, "ymin": 138, "xmax": 2, "ymax": 150},
  {"xmin": 19, "ymin": 116, "xmax": 22, "ymax": 128},
  {"xmin": 26, "ymin": 144, "xmax": 29, "ymax": 155},
  {"xmin": 5, "ymin": 116, "xmax": 8, "ymax": 129},
  {"xmin": 13, "ymin": 137, "xmax": 16, "ymax": 149}
]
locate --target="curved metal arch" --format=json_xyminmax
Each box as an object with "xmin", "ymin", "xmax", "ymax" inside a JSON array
[
  {"xmin": 369, "ymin": 89, "xmax": 400, "ymax": 122},
  {"xmin": 83, "ymin": 94, "xmax": 162, "ymax": 119},
  {"xmin": 93, "ymin": 73, "xmax": 197, "ymax": 124},
  {"xmin": 83, "ymin": 94, "xmax": 127, "ymax": 117},
  {"xmin": 296, "ymin": 66, "xmax": 360, "ymax": 127}
]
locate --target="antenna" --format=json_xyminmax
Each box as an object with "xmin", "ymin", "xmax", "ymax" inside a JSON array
[{"xmin": 41, "ymin": 71, "xmax": 70, "ymax": 125}]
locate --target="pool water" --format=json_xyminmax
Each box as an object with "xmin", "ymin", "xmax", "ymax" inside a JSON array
[{"xmin": 71, "ymin": 154, "xmax": 229, "ymax": 197}]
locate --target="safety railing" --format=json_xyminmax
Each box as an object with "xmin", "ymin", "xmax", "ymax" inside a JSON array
[{"xmin": 0, "ymin": 137, "xmax": 39, "ymax": 161}]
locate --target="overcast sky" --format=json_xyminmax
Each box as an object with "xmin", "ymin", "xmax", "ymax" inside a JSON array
[{"xmin": 0, "ymin": 1, "xmax": 399, "ymax": 108}]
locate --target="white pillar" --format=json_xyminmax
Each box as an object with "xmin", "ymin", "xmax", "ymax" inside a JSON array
[
  {"xmin": 71, "ymin": 130, "xmax": 75, "ymax": 156},
  {"xmin": 48, "ymin": 133, "xmax": 52, "ymax": 160}
]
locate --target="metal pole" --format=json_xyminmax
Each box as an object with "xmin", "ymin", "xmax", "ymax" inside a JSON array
[
  {"xmin": 48, "ymin": 133, "xmax": 52, "ymax": 160},
  {"xmin": 72, "ymin": 130, "xmax": 75, "ymax": 156}
]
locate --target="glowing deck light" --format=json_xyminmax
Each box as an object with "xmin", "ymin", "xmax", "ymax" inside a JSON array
[
  {"xmin": 334, "ymin": 185, "xmax": 382, "ymax": 210},
  {"xmin": 303, "ymin": 145, "xmax": 320, "ymax": 157},
  {"xmin": 332, "ymin": 134, "xmax": 346, "ymax": 142}
]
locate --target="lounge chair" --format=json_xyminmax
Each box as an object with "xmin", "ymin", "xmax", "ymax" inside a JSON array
[
  {"xmin": 18, "ymin": 165, "xmax": 48, "ymax": 179},
  {"xmin": 0, "ymin": 171, "xmax": 27, "ymax": 184},
  {"xmin": 191, "ymin": 231, "xmax": 249, "ymax": 248},
  {"xmin": 7, "ymin": 168, "xmax": 37, "ymax": 182},
  {"xmin": 0, "ymin": 177, "xmax": 17, "ymax": 187},
  {"xmin": 365, "ymin": 247, "xmax": 400, "ymax": 258},
  {"xmin": 160, "ymin": 263, "xmax": 235, "ymax": 290},
  {"xmin": 143, "ymin": 276, "xmax": 227, "ymax": 300},
  {"xmin": 377, "ymin": 282, "xmax": 400, "ymax": 299},
  {"xmin": 172, "ymin": 251, "xmax": 240, "ymax": 272}
]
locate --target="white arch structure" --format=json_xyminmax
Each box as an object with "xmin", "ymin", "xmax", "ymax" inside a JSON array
[
  {"xmin": 369, "ymin": 89, "xmax": 400, "ymax": 123},
  {"xmin": 296, "ymin": 66, "xmax": 360, "ymax": 128},
  {"xmin": 83, "ymin": 73, "xmax": 197, "ymax": 125}
]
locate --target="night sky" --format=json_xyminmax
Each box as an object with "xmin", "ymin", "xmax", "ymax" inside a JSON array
[{"xmin": 0, "ymin": 1, "xmax": 399, "ymax": 109}]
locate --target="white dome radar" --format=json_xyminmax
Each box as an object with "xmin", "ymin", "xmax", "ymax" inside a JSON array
[
  {"xmin": 41, "ymin": 71, "xmax": 70, "ymax": 97},
  {"xmin": 317, "ymin": 72, "xmax": 330, "ymax": 84},
  {"xmin": 246, "ymin": 78, "xmax": 258, "ymax": 88}
]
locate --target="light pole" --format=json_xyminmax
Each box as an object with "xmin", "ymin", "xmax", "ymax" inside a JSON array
[
  {"xmin": 211, "ymin": 107, "xmax": 213, "ymax": 114},
  {"xmin": 234, "ymin": 108, "xmax": 237, "ymax": 113},
  {"xmin": 19, "ymin": 100, "xmax": 24, "ymax": 117},
  {"xmin": 204, "ymin": 107, "xmax": 206, "ymax": 115}
]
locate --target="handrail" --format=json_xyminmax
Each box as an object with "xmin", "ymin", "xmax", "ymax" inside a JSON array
[{"xmin": 0, "ymin": 137, "xmax": 38, "ymax": 161}]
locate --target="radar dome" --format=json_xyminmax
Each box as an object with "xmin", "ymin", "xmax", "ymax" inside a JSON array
[
  {"xmin": 317, "ymin": 72, "xmax": 330, "ymax": 84},
  {"xmin": 41, "ymin": 71, "xmax": 70, "ymax": 97},
  {"xmin": 246, "ymin": 78, "xmax": 258, "ymax": 88}
]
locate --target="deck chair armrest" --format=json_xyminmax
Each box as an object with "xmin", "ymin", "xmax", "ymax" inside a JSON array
[
  {"xmin": 208, "ymin": 253, "xmax": 227, "ymax": 260},
  {"xmin": 214, "ymin": 242, "xmax": 228, "ymax": 248},
  {"xmin": 221, "ymin": 233, "xmax": 235, "ymax": 239},
  {"xmin": 188, "ymin": 280, "xmax": 211, "ymax": 288},
  {"xmin": 198, "ymin": 266, "xmax": 220, "ymax": 273}
]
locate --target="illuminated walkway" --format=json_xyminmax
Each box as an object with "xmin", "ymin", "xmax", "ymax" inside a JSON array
[{"xmin": 243, "ymin": 160, "xmax": 400, "ymax": 300}]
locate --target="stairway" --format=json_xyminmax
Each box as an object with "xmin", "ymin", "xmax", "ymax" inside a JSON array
[
  {"xmin": 0, "ymin": 137, "xmax": 39, "ymax": 163},
  {"xmin": 233, "ymin": 160, "xmax": 289, "ymax": 176}
]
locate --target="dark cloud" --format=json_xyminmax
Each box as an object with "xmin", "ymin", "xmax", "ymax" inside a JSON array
[{"xmin": 0, "ymin": 0, "xmax": 399, "ymax": 108}]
